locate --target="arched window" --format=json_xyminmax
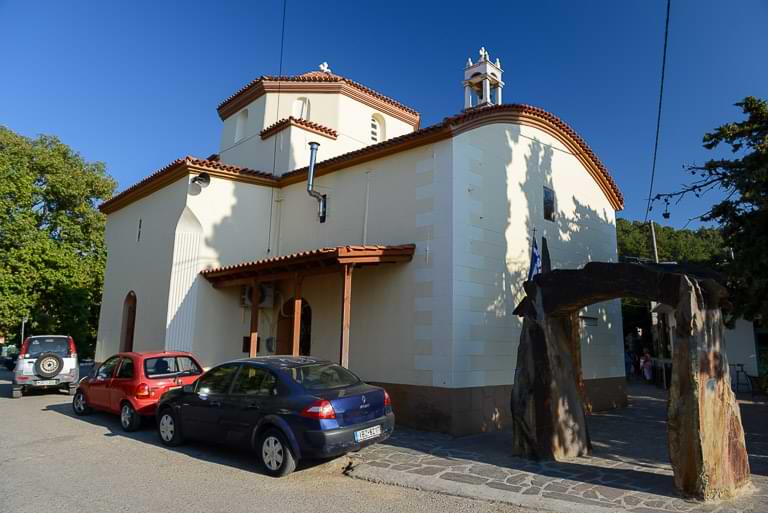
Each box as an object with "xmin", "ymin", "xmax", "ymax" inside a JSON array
[
  {"xmin": 234, "ymin": 109, "xmax": 248, "ymax": 142},
  {"xmin": 120, "ymin": 291, "xmax": 137, "ymax": 352},
  {"xmin": 370, "ymin": 114, "xmax": 385, "ymax": 143},
  {"xmin": 292, "ymin": 97, "xmax": 310, "ymax": 120}
]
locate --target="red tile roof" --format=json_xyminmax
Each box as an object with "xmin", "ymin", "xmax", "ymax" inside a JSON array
[
  {"xmin": 100, "ymin": 103, "xmax": 623, "ymax": 214},
  {"xmin": 260, "ymin": 116, "xmax": 338, "ymax": 141},
  {"xmin": 216, "ymin": 71, "xmax": 420, "ymax": 126},
  {"xmin": 99, "ymin": 156, "xmax": 276, "ymax": 214},
  {"xmin": 281, "ymin": 104, "xmax": 624, "ymax": 209}
]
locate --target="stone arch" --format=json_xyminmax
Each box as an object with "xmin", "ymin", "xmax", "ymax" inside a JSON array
[{"xmin": 510, "ymin": 244, "xmax": 750, "ymax": 500}]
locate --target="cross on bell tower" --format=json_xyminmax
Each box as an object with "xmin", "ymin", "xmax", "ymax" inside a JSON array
[{"xmin": 464, "ymin": 47, "xmax": 504, "ymax": 109}]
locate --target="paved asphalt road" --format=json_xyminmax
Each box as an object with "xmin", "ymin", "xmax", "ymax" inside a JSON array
[{"xmin": 0, "ymin": 369, "xmax": 529, "ymax": 513}]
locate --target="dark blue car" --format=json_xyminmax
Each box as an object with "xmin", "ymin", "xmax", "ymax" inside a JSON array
[{"xmin": 155, "ymin": 356, "xmax": 394, "ymax": 476}]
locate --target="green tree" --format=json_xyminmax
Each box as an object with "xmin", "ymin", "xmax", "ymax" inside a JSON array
[
  {"xmin": 616, "ymin": 218, "xmax": 726, "ymax": 341},
  {"xmin": 0, "ymin": 126, "xmax": 115, "ymax": 356},
  {"xmin": 653, "ymin": 96, "xmax": 768, "ymax": 321},
  {"xmin": 616, "ymin": 218, "xmax": 725, "ymax": 264}
]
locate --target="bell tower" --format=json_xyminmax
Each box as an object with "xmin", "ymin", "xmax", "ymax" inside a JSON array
[{"xmin": 464, "ymin": 47, "xmax": 504, "ymax": 109}]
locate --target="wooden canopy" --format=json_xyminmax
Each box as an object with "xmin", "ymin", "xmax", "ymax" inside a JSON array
[
  {"xmin": 201, "ymin": 244, "xmax": 415, "ymax": 288},
  {"xmin": 200, "ymin": 244, "xmax": 416, "ymax": 367}
]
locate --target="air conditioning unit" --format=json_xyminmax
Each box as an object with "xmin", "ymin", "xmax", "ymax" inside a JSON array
[
  {"xmin": 239, "ymin": 285, "xmax": 252, "ymax": 308},
  {"xmin": 257, "ymin": 283, "xmax": 274, "ymax": 308},
  {"xmin": 239, "ymin": 283, "xmax": 275, "ymax": 309}
]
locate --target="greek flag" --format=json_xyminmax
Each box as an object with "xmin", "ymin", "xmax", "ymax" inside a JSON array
[{"xmin": 527, "ymin": 238, "xmax": 542, "ymax": 281}]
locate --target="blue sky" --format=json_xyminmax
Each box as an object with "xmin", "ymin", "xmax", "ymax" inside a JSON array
[{"xmin": 2, "ymin": 0, "xmax": 766, "ymax": 227}]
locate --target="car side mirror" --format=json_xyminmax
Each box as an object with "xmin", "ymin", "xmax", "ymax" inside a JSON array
[{"xmin": 182, "ymin": 385, "xmax": 194, "ymax": 393}]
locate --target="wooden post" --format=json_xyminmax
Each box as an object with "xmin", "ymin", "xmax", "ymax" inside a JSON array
[
  {"xmin": 292, "ymin": 276, "xmax": 303, "ymax": 356},
  {"xmin": 249, "ymin": 283, "xmax": 260, "ymax": 357},
  {"xmin": 339, "ymin": 264, "xmax": 353, "ymax": 368}
]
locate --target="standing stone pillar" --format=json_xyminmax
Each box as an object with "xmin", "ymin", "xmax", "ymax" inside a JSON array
[
  {"xmin": 667, "ymin": 277, "xmax": 751, "ymax": 499},
  {"xmin": 511, "ymin": 285, "xmax": 591, "ymax": 460}
]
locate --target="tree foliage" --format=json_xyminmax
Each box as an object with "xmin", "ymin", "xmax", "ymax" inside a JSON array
[
  {"xmin": 0, "ymin": 126, "xmax": 115, "ymax": 355},
  {"xmin": 616, "ymin": 218, "xmax": 724, "ymax": 264},
  {"xmin": 652, "ymin": 97, "xmax": 768, "ymax": 321}
]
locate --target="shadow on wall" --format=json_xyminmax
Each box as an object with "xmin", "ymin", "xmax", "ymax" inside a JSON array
[
  {"xmin": 467, "ymin": 125, "xmax": 619, "ymax": 432},
  {"xmin": 189, "ymin": 170, "xmax": 276, "ymax": 365}
]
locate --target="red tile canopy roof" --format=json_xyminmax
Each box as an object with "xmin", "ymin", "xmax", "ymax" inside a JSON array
[{"xmin": 201, "ymin": 244, "xmax": 417, "ymax": 288}]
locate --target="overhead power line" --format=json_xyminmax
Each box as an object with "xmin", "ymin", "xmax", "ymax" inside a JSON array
[
  {"xmin": 644, "ymin": 0, "xmax": 671, "ymax": 224},
  {"xmin": 267, "ymin": 0, "xmax": 288, "ymax": 253}
]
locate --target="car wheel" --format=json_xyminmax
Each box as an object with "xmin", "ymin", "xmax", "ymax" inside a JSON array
[
  {"xmin": 259, "ymin": 428, "xmax": 297, "ymax": 477},
  {"xmin": 120, "ymin": 402, "xmax": 141, "ymax": 432},
  {"xmin": 157, "ymin": 409, "xmax": 183, "ymax": 447},
  {"xmin": 72, "ymin": 390, "xmax": 91, "ymax": 415},
  {"xmin": 11, "ymin": 388, "xmax": 22, "ymax": 399}
]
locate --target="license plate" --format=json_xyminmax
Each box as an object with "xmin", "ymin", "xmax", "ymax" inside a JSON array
[
  {"xmin": 354, "ymin": 425, "xmax": 381, "ymax": 442},
  {"xmin": 35, "ymin": 380, "xmax": 58, "ymax": 386}
]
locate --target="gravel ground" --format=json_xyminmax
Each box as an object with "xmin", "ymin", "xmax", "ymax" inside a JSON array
[{"xmin": 0, "ymin": 370, "xmax": 533, "ymax": 513}]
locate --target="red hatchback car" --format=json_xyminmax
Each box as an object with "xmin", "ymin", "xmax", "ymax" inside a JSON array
[{"xmin": 72, "ymin": 351, "xmax": 204, "ymax": 431}]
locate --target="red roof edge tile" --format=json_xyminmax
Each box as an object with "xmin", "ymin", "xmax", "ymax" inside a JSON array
[
  {"xmin": 216, "ymin": 71, "xmax": 420, "ymax": 125},
  {"xmin": 260, "ymin": 117, "xmax": 338, "ymax": 141},
  {"xmin": 98, "ymin": 157, "xmax": 276, "ymax": 214}
]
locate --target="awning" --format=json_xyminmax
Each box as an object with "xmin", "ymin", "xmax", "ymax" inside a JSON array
[
  {"xmin": 201, "ymin": 244, "xmax": 416, "ymax": 288},
  {"xmin": 200, "ymin": 244, "xmax": 416, "ymax": 366}
]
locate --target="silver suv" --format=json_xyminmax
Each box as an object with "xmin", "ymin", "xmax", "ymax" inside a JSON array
[{"xmin": 12, "ymin": 335, "xmax": 79, "ymax": 398}]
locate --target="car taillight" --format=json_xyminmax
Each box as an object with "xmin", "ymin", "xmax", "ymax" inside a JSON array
[
  {"xmin": 384, "ymin": 390, "xmax": 392, "ymax": 407},
  {"xmin": 68, "ymin": 337, "xmax": 77, "ymax": 359},
  {"xmin": 135, "ymin": 383, "xmax": 150, "ymax": 398},
  {"xmin": 300, "ymin": 399, "xmax": 336, "ymax": 419},
  {"xmin": 19, "ymin": 338, "xmax": 30, "ymax": 359}
]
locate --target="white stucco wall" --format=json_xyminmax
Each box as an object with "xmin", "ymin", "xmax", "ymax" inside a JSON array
[
  {"xmin": 725, "ymin": 319, "xmax": 758, "ymax": 377},
  {"xmin": 450, "ymin": 123, "xmax": 623, "ymax": 388},
  {"xmin": 183, "ymin": 175, "xmax": 275, "ymax": 367},
  {"xmin": 98, "ymin": 115, "xmax": 623, "ymax": 394},
  {"xmin": 95, "ymin": 178, "xmax": 189, "ymax": 361},
  {"xmin": 270, "ymin": 141, "xmax": 454, "ymax": 387}
]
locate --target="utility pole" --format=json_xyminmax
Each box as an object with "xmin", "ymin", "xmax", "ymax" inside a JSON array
[
  {"xmin": 649, "ymin": 221, "xmax": 660, "ymax": 264},
  {"xmin": 20, "ymin": 316, "xmax": 28, "ymax": 346}
]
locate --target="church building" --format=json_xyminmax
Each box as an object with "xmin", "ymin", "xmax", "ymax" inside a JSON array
[{"xmin": 95, "ymin": 49, "xmax": 626, "ymax": 435}]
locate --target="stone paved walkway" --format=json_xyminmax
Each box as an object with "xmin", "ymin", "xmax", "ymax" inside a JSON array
[{"xmin": 347, "ymin": 383, "xmax": 768, "ymax": 513}]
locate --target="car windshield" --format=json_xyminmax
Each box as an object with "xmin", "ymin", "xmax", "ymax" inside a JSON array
[
  {"xmin": 27, "ymin": 336, "xmax": 69, "ymax": 357},
  {"xmin": 288, "ymin": 363, "xmax": 360, "ymax": 390}
]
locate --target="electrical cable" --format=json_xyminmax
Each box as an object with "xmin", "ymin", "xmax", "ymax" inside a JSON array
[
  {"xmin": 267, "ymin": 0, "xmax": 288, "ymax": 253},
  {"xmin": 644, "ymin": 0, "xmax": 671, "ymax": 223}
]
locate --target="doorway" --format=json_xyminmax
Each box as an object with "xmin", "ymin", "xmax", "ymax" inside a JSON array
[
  {"xmin": 120, "ymin": 291, "xmax": 137, "ymax": 352},
  {"xmin": 276, "ymin": 298, "xmax": 312, "ymax": 356}
]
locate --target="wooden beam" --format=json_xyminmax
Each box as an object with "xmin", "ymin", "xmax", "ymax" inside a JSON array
[
  {"xmin": 249, "ymin": 283, "xmax": 259, "ymax": 357},
  {"xmin": 339, "ymin": 264, "xmax": 353, "ymax": 368},
  {"xmin": 337, "ymin": 255, "xmax": 413, "ymax": 265},
  {"xmin": 210, "ymin": 266, "xmax": 342, "ymax": 289},
  {"xmin": 292, "ymin": 277, "xmax": 303, "ymax": 356}
]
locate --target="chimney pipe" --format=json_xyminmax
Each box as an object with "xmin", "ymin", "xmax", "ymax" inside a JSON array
[{"xmin": 306, "ymin": 141, "xmax": 327, "ymax": 222}]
